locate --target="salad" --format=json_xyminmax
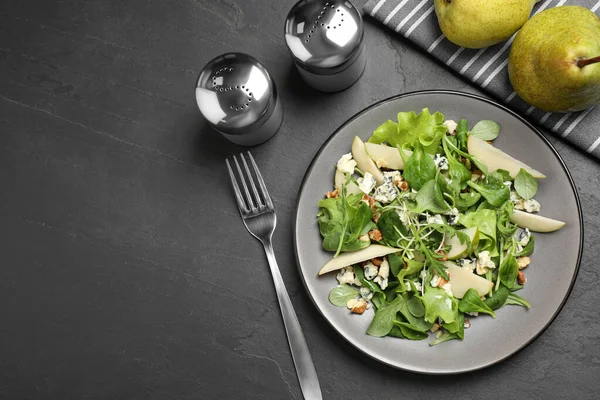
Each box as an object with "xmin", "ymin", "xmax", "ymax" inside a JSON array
[{"xmin": 316, "ymin": 108, "xmax": 565, "ymax": 345}]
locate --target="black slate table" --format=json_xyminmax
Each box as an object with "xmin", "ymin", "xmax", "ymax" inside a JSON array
[{"xmin": 1, "ymin": 1, "xmax": 599, "ymax": 399}]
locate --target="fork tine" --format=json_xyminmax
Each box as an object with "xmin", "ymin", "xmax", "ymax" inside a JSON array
[
  {"xmin": 247, "ymin": 152, "xmax": 274, "ymax": 210},
  {"xmin": 233, "ymin": 155, "xmax": 255, "ymax": 210},
  {"xmin": 225, "ymin": 159, "xmax": 248, "ymax": 213},
  {"xmin": 241, "ymin": 152, "xmax": 263, "ymax": 207}
]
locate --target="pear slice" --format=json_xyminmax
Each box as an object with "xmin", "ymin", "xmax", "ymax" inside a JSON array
[
  {"xmin": 334, "ymin": 169, "xmax": 362, "ymax": 196},
  {"xmin": 445, "ymin": 262, "xmax": 493, "ymax": 299},
  {"xmin": 510, "ymin": 209, "xmax": 566, "ymax": 232},
  {"xmin": 467, "ymin": 135, "xmax": 546, "ymax": 179},
  {"xmin": 364, "ymin": 142, "xmax": 410, "ymax": 170},
  {"xmin": 445, "ymin": 227, "xmax": 479, "ymax": 260},
  {"xmin": 318, "ymin": 245, "xmax": 400, "ymax": 275},
  {"xmin": 352, "ymin": 136, "xmax": 384, "ymax": 185}
]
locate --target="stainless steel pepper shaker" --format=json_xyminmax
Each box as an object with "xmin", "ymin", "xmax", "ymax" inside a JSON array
[
  {"xmin": 284, "ymin": 0, "xmax": 366, "ymax": 92},
  {"xmin": 195, "ymin": 53, "xmax": 283, "ymax": 146}
]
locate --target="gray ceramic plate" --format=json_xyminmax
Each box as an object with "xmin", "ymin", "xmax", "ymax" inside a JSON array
[{"xmin": 294, "ymin": 90, "xmax": 583, "ymax": 374}]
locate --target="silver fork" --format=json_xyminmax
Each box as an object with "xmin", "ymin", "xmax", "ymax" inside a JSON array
[{"xmin": 225, "ymin": 152, "xmax": 322, "ymax": 400}]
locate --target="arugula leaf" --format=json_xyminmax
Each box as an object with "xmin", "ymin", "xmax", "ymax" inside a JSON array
[
  {"xmin": 422, "ymin": 287, "xmax": 457, "ymax": 324},
  {"xmin": 499, "ymin": 253, "xmax": 519, "ymax": 289},
  {"xmin": 467, "ymin": 171, "xmax": 510, "ymax": 207},
  {"xmin": 397, "ymin": 294, "xmax": 434, "ymax": 331},
  {"xmin": 470, "ymin": 120, "xmax": 500, "ymax": 141},
  {"xmin": 455, "ymin": 119, "xmax": 469, "ymax": 152},
  {"xmin": 459, "ymin": 288, "xmax": 496, "ymax": 318},
  {"xmin": 496, "ymin": 169, "xmax": 513, "ymax": 182},
  {"xmin": 392, "ymin": 321, "xmax": 428, "ymax": 340},
  {"xmin": 442, "ymin": 135, "xmax": 488, "ymax": 175},
  {"xmin": 484, "ymin": 284, "xmax": 510, "ymax": 310},
  {"xmin": 514, "ymin": 168, "xmax": 538, "ymax": 200},
  {"xmin": 516, "ymin": 235, "xmax": 535, "ymax": 257},
  {"xmin": 366, "ymin": 296, "xmax": 405, "ymax": 337},
  {"xmin": 402, "ymin": 143, "xmax": 436, "ymax": 191},
  {"xmin": 409, "ymin": 180, "xmax": 451, "ymax": 214},
  {"xmin": 429, "ymin": 331, "xmax": 461, "ymax": 346},
  {"xmin": 328, "ymin": 285, "xmax": 359, "ymax": 307},
  {"xmin": 505, "ymin": 292, "xmax": 531, "ymax": 309},
  {"xmin": 497, "ymin": 200, "xmax": 518, "ymax": 238}
]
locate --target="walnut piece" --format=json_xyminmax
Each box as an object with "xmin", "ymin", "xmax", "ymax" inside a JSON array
[
  {"xmin": 325, "ymin": 188, "xmax": 339, "ymax": 198},
  {"xmin": 517, "ymin": 271, "xmax": 527, "ymax": 285},
  {"xmin": 517, "ymin": 256, "xmax": 531, "ymax": 270},
  {"xmin": 368, "ymin": 229, "xmax": 383, "ymax": 242},
  {"xmin": 350, "ymin": 298, "xmax": 368, "ymax": 315}
]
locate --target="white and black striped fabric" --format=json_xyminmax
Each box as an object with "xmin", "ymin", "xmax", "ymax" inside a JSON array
[{"xmin": 364, "ymin": 0, "xmax": 600, "ymax": 158}]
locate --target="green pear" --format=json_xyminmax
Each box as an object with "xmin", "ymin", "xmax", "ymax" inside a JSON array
[
  {"xmin": 434, "ymin": 0, "xmax": 537, "ymax": 49},
  {"xmin": 508, "ymin": 6, "xmax": 600, "ymax": 112}
]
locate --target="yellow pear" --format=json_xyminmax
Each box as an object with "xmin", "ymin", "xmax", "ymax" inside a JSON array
[
  {"xmin": 434, "ymin": 0, "xmax": 537, "ymax": 49},
  {"xmin": 508, "ymin": 6, "xmax": 600, "ymax": 112}
]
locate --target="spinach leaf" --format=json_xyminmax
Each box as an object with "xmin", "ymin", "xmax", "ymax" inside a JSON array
[
  {"xmin": 328, "ymin": 285, "xmax": 359, "ymax": 307},
  {"xmin": 455, "ymin": 191, "xmax": 482, "ymax": 211},
  {"xmin": 372, "ymin": 292, "xmax": 385, "ymax": 309},
  {"xmin": 467, "ymin": 171, "xmax": 510, "ymax": 207},
  {"xmin": 366, "ymin": 296, "xmax": 405, "ymax": 337},
  {"xmin": 459, "ymin": 288, "xmax": 496, "ymax": 318},
  {"xmin": 470, "ymin": 120, "xmax": 500, "ymax": 141},
  {"xmin": 402, "ymin": 143, "xmax": 436, "ymax": 191},
  {"xmin": 377, "ymin": 209, "xmax": 408, "ymax": 247},
  {"xmin": 409, "ymin": 179, "xmax": 451, "ymax": 214},
  {"xmin": 422, "ymin": 287, "xmax": 457, "ymax": 324},
  {"xmin": 429, "ymin": 331, "xmax": 461, "ymax": 346},
  {"xmin": 484, "ymin": 284, "xmax": 510, "ymax": 310},
  {"xmin": 499, "ymin": 253, "xmax": 519, "ymax": 289},
  {"xmin": 407, "ymin": 296, "xmax": 425, "ymax": 318},
  {"xmin": 387, "ymin": 252, "xmax": 404, "ymax": 277},
  {"xmin": 318, "ymin": 193, "xmax": 373, "ymax": 256},
  {"xmin": 505, "ymin": 292, "xmax": 531, "ymax": 309},
  {"xmin": 392, "ymin": 321, "xmax": 429, "ymax": 340},
  {"xmin": 455, "ymin": 119, "xmax": 469, "ymax": 152},
  {"xmin": 514, "ymin": 168, "xmax": 538, "ymax": 200},
  {"xmin": 516, "ymin": 235, "xmax": 535, "ymax": 257},
  {"xmin": 388, "ymin": 323, "xmax": 406, "ymax": 338},
  {"xmin": 355, "ymin": 266, "xmax": 384, "ymax": 294},
  {"xmin": 397, "ymin": 294, "xmax": 434, "ymax": 332}
]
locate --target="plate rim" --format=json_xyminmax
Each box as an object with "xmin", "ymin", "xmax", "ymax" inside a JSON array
[{"xmin": 292, "ymin": 89, "xmax": 584, "ymax": 374}]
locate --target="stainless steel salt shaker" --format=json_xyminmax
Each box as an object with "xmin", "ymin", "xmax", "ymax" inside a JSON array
[
  {"xmin": 196, "ymin": 53, "xmax": 283, "ymax": 146},
  {"xmin": 284, "ymin": 0, "xmax": 365, "ymax": 92}
]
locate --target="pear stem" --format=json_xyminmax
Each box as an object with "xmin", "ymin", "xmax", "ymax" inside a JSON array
[{"xmin": 577, "ymin": 56, "xmax": 600, "ymax": 68}]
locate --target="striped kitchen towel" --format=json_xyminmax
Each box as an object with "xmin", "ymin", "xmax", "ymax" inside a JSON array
[{"xmin": 364, "ymin": 0, "xmax": 600, "ymax": 158}]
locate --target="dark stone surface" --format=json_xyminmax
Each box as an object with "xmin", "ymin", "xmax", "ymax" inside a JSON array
[{"xmin": 1, "ymin": 0, "xmax": 598, "ymax": 399}]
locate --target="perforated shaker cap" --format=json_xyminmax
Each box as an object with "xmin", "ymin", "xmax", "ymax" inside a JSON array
[
  {"xmin": 195, "ymin": 53, "xmax": 279, "ymax": 137},
  {"xmin": 284, "ymin": 0, "xmax": 364, "ymax": 75}
]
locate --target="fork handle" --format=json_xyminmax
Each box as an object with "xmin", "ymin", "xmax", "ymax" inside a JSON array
[{"xmin": 263, "ymin": 239, "xmax": 323, "ymax": 400}]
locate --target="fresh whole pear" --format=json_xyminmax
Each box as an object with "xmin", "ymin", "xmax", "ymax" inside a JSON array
[
  {"xmin": 508, "ymin": 6, "xmax": 600, "ymax": 112},
  {"xmin": 434, "ymin": 0, "xmax": 538, "ymax": 49}
]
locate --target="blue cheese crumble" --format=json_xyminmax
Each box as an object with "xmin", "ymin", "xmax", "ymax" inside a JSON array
[
  {"xmin": 357, "ymin": 172, "xmax": 377, "ymax": 194},
  {"xmin": 434, "ymin": 154, "xmax": 449, "ymax": 171},
  {"xmin": 336, "ymin": 153, "xmax": 356, "ymax": 175}
]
